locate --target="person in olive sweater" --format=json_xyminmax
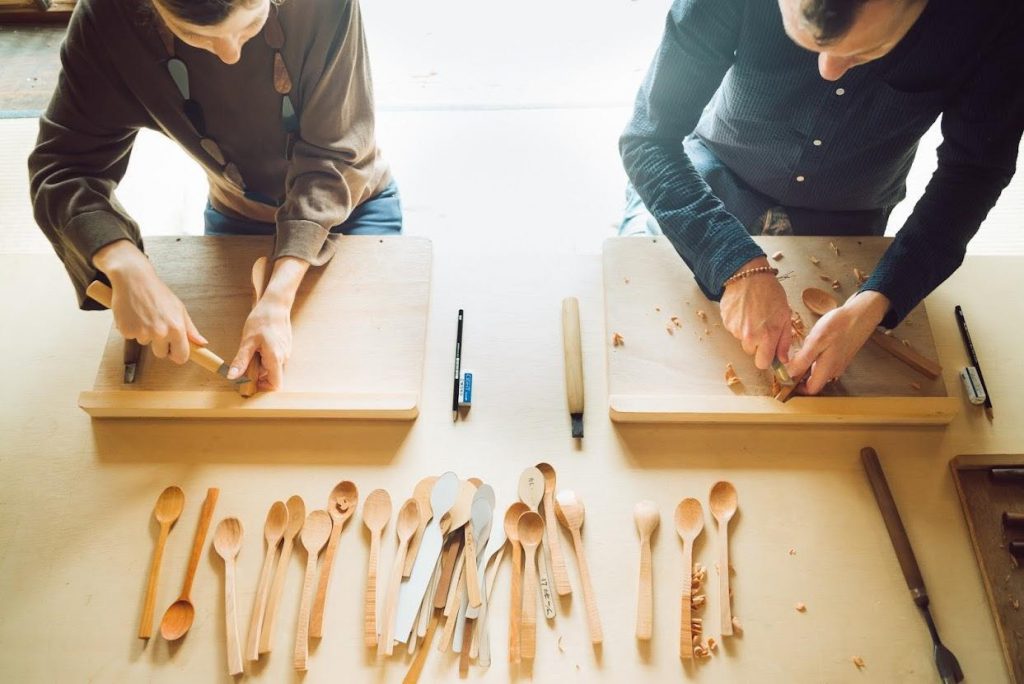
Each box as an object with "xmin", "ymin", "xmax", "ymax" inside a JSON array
[{"xmin": 29, "ymin": 0, "xmax": 398, "ymax": 391}]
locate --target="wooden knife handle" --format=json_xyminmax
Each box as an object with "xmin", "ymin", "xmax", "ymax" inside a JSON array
[
  {"xmin": 861, "ymin": 448, "xmax": 927, "ymax": 605},
  {"xmin": 86, "ymin": 280, "xmax": 230, "ymax": 377},
  {"xmin": 868, "ymin": 330, "xmax": 941, "ymax": 379},
  {"xmin": 562, "ymin": 298, "xmax": 584, "ymax": 414},
  {"xmin": 991, "ymin": 468, "xmax": 1024, "ymax": 482}
]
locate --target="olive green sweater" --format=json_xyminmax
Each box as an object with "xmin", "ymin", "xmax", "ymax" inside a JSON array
[{"xmin": 29, "ymin": 0, "xmax": 391, "ymax": 308}]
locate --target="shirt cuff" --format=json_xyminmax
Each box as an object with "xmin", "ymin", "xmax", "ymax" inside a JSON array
[
  {"xmin": 62, "ymin": 210, "xmax": 140, "ymax": 310},
  {"xmin": 274, "ymin": 219, "xmax": 336, "ymax": 266},
  {"xmin": 691, "ymin": 232, "xmax": 766, "ymax": 301}
]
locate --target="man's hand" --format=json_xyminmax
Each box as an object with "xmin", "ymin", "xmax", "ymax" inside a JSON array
[
  {"xmin": 786, "ymin": 290, "xmax": 891, "ymax": 394},
  {"xmin": 93, "ymin": 239, "xmax": 207, "ymax": 363},
  {"xmin": 719, "ymin": 257, "xmax": 794, "ymax": 370},
  {"xmin": 228, "ymin": 256, "xmax": 310, "ymax": 391}
]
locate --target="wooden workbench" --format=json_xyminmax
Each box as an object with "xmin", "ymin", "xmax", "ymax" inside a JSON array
[{"xmin": 0, "ymin": 247, "xmax": 1018, "ymax": 683}]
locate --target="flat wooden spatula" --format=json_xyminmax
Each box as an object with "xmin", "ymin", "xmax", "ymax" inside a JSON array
[
  {"xmin": 861, "ymin": 447, "xmax": 964, "ymax": 684},
  {"xmin": 86, "ymin": 280, "xmax": 251, "ymax": 385}
]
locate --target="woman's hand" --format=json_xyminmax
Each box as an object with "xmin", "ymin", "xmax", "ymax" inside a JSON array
[
  {"xmin": 228, "ymin": 256, "xmax": 310, "ymax": 391},
  {"xmin": 786, "ymin": 290, "xmax": 891, "ymax": 394},
  {"xmin": 719, "ymin": 257, "xmax": 794, "ymax": 370},
  {"xmin": 92, "ymin": 239, "xmax": 207, "ymax": 363}
]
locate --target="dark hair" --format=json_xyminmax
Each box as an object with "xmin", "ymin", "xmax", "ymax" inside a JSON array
[
  {"xmin": 799, "ymin": 0, "xmax": 870, "ymax": 44},
  {"xmin": 154, "ymin": 0, "xmax": 259, "ymax": 26}
]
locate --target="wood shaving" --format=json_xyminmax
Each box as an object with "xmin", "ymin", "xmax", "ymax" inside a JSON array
[
  {"xmin": 910, "ymin": 382, "xmax": 921, "ymax": 390},
  {"xmin": 671, "ymin": 315, "xmax": 682, "ymax": 327},
  {"xmin": 819, "ymin": 274, "xmax": 832, "ymax": 282},
  {"xmin": 901, "ymin": 338, "xmax": 911, "ymax": 347},
  {"xmin": 731, "ymin": 617, "xmax": 743, "ymax": 632},
  {"xmin": 696, "ymin": 310, "xmax": 708, "ymax": 322},
  {"xmin": 770, "ymin": 373, "xmax": 782, "ymax": 397},
  {"xmin": 830, "ymin": 241, "xmax": 840, "ymax": 256},
  {"xmin": 831, "ymin": 280, "xmax": 841, "ymax": 291},
  {"xmin": 691, "ymin": 595, "xmax": 706, "ymax": 609},
  {"xmin": 624, "ymin": 277, "xmax": 630, "ymax": 284},
  {"xmin": 666, "ymin": 323, "xmax": 675, "ymax": 335},
  {"xmin": 771, "ymin": 251, "xmax": 784, "ymax": 261},
  {"xmin": 810, "ymin": 255, "xmax": 820, "ymax": 265},
  {"xmin": 789, "ymin": 548, "xmax": 797, "ymax": 555},
  {"xmin": 852, "ymin": 656, "xmax": 866, "ymax": 670},
  {"xmin": 854, "ymin": 267, "xmax": 869, "ymax": 285},
  {"xmin": 791, "ymin": 312, "xmax": 807, "ymax": 340},
  {"xmin": 704, "ymin": 328, "xmax": 710, "ymax": 335},
  {"xmin": 795, "ymin": 602, "xmax": 807, "ymax": 612},
  {"xmin": 612, "ymin": 332, "xmax": 624, "ymax": 347},
  {"xmin": 725, "ymin": 363, "xmax": 742, "ymax": 387},
  {"xmin": 1011, "ymin": 598, "xmax": 1020, "ymax": 610},
  {"xmin": 558, "ymin": 636, "xmax": 566, "ymax": 651},
  {"xmin": 707, "ymin": 638, "xmax": 717, "ymax": 652},
  {"xmin": 655, "ymin": 306, "xmax": 661, "ymax": 312},
  {"xmin": 883, "ymin": 329, "xmax": 893, "ymax": 336}
]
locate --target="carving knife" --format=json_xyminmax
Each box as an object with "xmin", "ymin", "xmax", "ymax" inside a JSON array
[
  {"xmin": 85, "ymin": 280, "xmax": 251, "ymax": 385},
  {"xmin": 123, "ymin": 338, "xmax": 142, "ymax": 383},
  {"xmin": 562, "ymin": 297, "xmax": 584, "ymax": 438}
]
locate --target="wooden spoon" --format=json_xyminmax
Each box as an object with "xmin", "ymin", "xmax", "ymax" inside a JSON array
[
  {"xmin": 517, "ymin": 511, "xmax": 545, "ymax": 660},
  {"xmin": 379, "ymin": 498, "xmax": 419, "ymax": 656},
  {"xmin": 536, "ymin": 462, "xmax": 572, "ymax": 597},
  {"xmin": 709, "ymin": 481, "xmax": 738, "ymax": 636},
  {"xmin": 554, "ymin": 490, "xmax": 603, "ymax": 644},
  {"xmin": 245, "ymin": 500, "xmax": 288, "ymax": 661},
  {"xmin": 505, "ymin": 501, "xmax": 530, "ymax": 663},
  {"xmin": 213, "ymin": 517, "xmax": 244, "ymax": 676},
  {"xmin": 518, "ymin": 467, "xmax": 556, "ymax": 618},
  {"xmin": 294, "ymin": 510, "xmax": 332, "ymax": 671},
  {"xmin": 310, "ymin": 480, "xmax": 359, "ymax": 639},
  {"xmin": 362, "ymin": 489, "xmax": 392, "ymax": 648},
  {"xmin": 633, "ymin": 500, "xmax": 659, "ymax": 641},
  {"xmin": 674, "ymin": 498, "xmax": 704, "ymax": 657},
  {"xmin": 160, "ymin": 487, "xmax": 219, "ymax": 641},
  {"xmin": 403, "ymin": 476, "xmax": 437, "ymax": 577},
  {"xmin": 801, "ymin": 287, "xmax": 941, "ymax": 379},
  {"xmin": 259, "ymin": 494, "xmax": 305, "ymax": 653},
  {"xmin": 139, "ymin": 486, "xmax": 184, "ymax": 639},
  {"xmin": 238, "ymin": 257, "xmax": 268, "ymax": 397}
]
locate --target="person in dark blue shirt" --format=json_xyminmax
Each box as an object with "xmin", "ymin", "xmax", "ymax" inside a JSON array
[{"xmin": 620, "ymin": 0, "xmax": 1023, "ymax": 394}]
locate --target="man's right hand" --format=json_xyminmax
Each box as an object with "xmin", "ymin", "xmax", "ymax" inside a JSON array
[
  {"xmin": 719, "ymin": 256, "xmax": 793, "ymax": 370},
  {"xmin": 92, "ymin": 239, "xmax": 207, "ymax": 364}
]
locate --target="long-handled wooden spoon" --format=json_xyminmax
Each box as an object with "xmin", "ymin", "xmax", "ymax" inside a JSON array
[
  {"xmin": 802, "ymin": 287, "xmax": 941, "ymax": 379},
  {"xmin": 517, "ymin": 511, "xmax": 545, "ymax": 660},
  {"xmin": 310, "ymin": 480, "xmax": 358, "ymax": 639},
  {"xmin": 139, "ymin": 486, "xmax": 184, "ymax": 639},
  {"xmin": 294, "ymin": 510, "xmax": 332, "ymax": 671},
  {"xmin": 505, "ymin": 501, "xmax": 529, "ymax": 663},
  {"xmin": 472, "ymin": 507, "xmax": 510, "ymax": 665},
  {"xmin": 363, "ymin": 489, "xmax": 392, "ymax": 648},
  {"xmin": 675, "ymin": 498, "xmax": 704, "ymax": 657},
  {"xmin": 404, "ymin": 476, "xmax": 437, "ymax": 578},
  {"xmin": 380, "ymin": 498, "xmax": 419, "ymax": 655},
  {"xmin": 709, "ymin": 482, "xmax": 738, "ymax": 636},
  {"xmin": 213, "ymin": 517, "xmax": 244, "ymax": 676},
  {"xmin": 245, "ymin": 501, "xmax": 288, "ymax": 661},
  {"xmin": 518, "ymin": 467, "xmax": 556, "ymax": 618},
  {"xmin": 160, "ymin": 487, "xmax": 219, "ymax": 641},
  {"xmin": 554, "ymin": 490, "xmax": 603, "ymax": 644},
  {"xmin": 536, "ymin": 462, "xmax": 572, "ymax": 597},
  {"xmin": 260, "ymin": 495, "xmax": 305, "ymax": 653},
  {"xmin": 633, "ymin": 500, "xmax": 659, "ymax": 641}
]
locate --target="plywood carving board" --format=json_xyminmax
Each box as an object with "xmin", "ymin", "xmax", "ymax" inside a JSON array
[
  {"xmin": 80, "ymin": 236, "xmax": 432, "ymax": 418},
  {"xmin": 951, "ymin": 455, "xmax": 1024, "ymax": 684},
  {"xmin": 603, "ymin": 236, "xmax": 957, "ymax": 425}
]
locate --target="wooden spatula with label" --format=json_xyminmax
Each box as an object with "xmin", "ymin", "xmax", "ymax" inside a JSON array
[{"xmin": 85, "ymin": 281, "xmax": 251, "ymax": 385}]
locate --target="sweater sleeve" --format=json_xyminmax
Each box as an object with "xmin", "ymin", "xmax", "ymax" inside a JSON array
[
  {"xmin": 273, "ymin": 0, "xmax": 384, "ymax": 266},
  {"xmin": 28, "ymin": 0, "xmax": 151, "ymax": 309},
  {"xmin": 862, "ymin": 7, "xmax": 1024, "ymax": 328},
  {"xmin": 619, "ymin": 0, "xmax": 764, "ymax": 301}
]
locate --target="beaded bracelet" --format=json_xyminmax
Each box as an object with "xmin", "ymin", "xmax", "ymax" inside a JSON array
[{"xmin": 722, "ymin": 265, "xmax": 780, "ymax": 288}]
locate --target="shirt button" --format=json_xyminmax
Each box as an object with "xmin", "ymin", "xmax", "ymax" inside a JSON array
[
  {"xmin": 835, "ymin": 87, "xmax": 846, "ymax": 96},
  {"xmin": 796, "ymin": 175, "xmax": 806, "ymax": 182},
  {"xmin": 813, "ymin": 139, "xmax": 823, "ymax": 146}
]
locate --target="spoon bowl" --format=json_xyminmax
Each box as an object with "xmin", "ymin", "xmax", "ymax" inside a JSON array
[
  {"xmin": 214, "ymin": 518, "xmax": 244, "ymax": 560},
  {"xmin": 634, "ymin": 500, "xmax": 660, "ymax": 538},
  {"xmin": 709, "ymin": 481, "xmax": 738, "ymax": 523},
  {"xmin": 397, "ymin": 498, "xmax": 421, "ymax": 540},
  {"xmin": 504, "ymin": 502, "xmax": 530, "ymax": 541},
  {"xmin": 264, "ymin": 501, "xmax": 288, "ymax": 542},
  {"xmin": 554, "ymin": 490, "xmax": 586, "ymax": 531},
  {"xmin": 155, "ymin": 486, "xmax": 185, "ymax": 525},
  {"xmin": 301, "ymin": 510, "xmax": 333, "ymax": 552},
  {"xmin": 674, "ymin": 498, "xmax": 704, "ymax": 540},
  {"xmin": 160, "ymin": 600, "xmax": 196, "ymax": 641},
  {"xmin": 329, "ymin": 480, "xmax": 359, "ymax": 522},
  {"xmin": 517, "ymin": 511, "xmax": 545, "ymax": 548},
  {"xmin": 802, "ymin": 287, "xmax": 839, "ymax": 316},
  {"xmin": 363, "ymin": 489, "xmax": 393, "ymax": 532}
]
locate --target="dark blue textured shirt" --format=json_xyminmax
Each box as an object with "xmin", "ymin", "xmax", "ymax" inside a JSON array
[{"xmin": 620, "ymin": 0, "xmax": 1023, "ymax": 327}]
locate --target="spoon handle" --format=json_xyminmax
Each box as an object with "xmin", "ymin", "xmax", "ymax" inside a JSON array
[
  {"xmin": 294, "ymin": 554, "xmax": 318, "ymax": 671},
  {"xmin": 544, "ymin": 494, "xmax": 572, "ymax": 596},
  {"xmin": 464, "ymin": 527, "xmax": 482, "ymax": 609},
  {"xmin": 310, "ymin": 522, "xmax": 343, "ymax": 639},
  {"xmin": 508, "ymin": 543, "xmax": 522, "ymax": 663},
  {"xmin": 680, "ymin": 541, "xmax": 694, "ymax": 658},
  {"xmin": 636, "ymin": 537, "xmax": 653, "ymax": 640},
  {"xmin": 571, "ymin": 529, "xmax": 603, "ymax": 644},
  {"xmin": 520, "ymin": 547, "xmax": 538, "ymax": 659},
  {"xmin": 245, "ymin": 539, "xmax": 278, "ymax": 660},
  {"xmin": 718, "ymin": 523, "xmax": 733, "ymax": 636},
  {"xmin": 259, "ymin": 536, "xmax": 293, "ymax": 653},
  {"xmin": 380, "ymin": 538, "xmax": 410, "ymax": 655},
  {"xmin": 364, "ymin": 532, "xmax": 381, "ymax": 647},
  {"xmin": 224, "ymin": 559, "xmax": 242, "ymax": 676},
  {"xmin": 181, "ymin": 488, "xmax": 219, "ymax": 599},
  {"xmin": 138, "ymin": 522, "xmax": 171, "ymax": 639}
]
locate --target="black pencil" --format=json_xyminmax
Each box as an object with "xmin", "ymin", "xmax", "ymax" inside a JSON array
[
  {"xmin": 452, "ymin": 309, "xmax": 463, "ymax": 422},
  {"xmin": 954, "ymin": 305, "xmax": 993, "ymax": 420}
]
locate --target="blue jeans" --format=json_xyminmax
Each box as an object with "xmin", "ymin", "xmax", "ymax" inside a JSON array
[{"xmin": 204, "ymin": 179, "xmax": 403, "ymax": 236}]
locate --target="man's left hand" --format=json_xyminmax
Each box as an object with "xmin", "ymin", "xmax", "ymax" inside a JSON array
[
  {"xmin": 230, "ymin": 297, "xmax": 293, "ymax": 391},
  {"xmin": 786, "ymin": 290, "xmax": 891, "ymax": 395}
]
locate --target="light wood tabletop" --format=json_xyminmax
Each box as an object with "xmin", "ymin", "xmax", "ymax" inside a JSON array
[{"xmin": 0, "ymin": 247, "xmax": 1018, "ymax": 683}]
